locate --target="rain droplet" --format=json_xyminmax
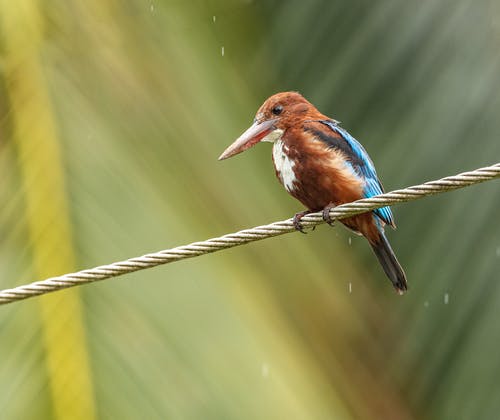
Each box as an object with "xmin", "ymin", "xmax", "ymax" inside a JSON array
[
  {"xmin": 221, "ymin": 46, "xmax": 225, "ymax": 56},
  {"xmin": 348, "ymin": 237, "xmax": 352, "ymax": 245},
  {"xmin": 348, "ymin": 282, "xmax": 352, "ymax": 293},
  {"xmin": 444, "ymin": 293, "xmax": 449, "ymax": 304},
  {"xmin": 213, "ymin": 15, "xmax": 216, "ymax": 23},
  {"xmin": 150, "ymin": 4, "xmax": 154, "ymax": 12},
  {"xmin": 424, "ymin": 300, "xmax": 429, "ymax": 307}
]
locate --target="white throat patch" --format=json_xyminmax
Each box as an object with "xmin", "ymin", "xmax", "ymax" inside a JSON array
[
  {"xmin": 272, "ymin": 139, "xmax": 297, "ymax": 193},
  {"xmin": 261, "ymin": 128, "xmax": 284, "ymax": 143}
]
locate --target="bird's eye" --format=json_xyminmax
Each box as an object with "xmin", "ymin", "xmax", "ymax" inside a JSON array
[{"xmin": 272, "ymin": 105, "xmax": 283, "ymax": 116}]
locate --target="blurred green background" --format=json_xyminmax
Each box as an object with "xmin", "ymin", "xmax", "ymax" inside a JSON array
[{"xmin": 1, "ymin": 0, "xmax": 499, "ymax": 419}]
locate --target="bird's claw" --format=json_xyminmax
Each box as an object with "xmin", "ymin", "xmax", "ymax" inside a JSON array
[
  {"xmin": 322, "ymin": 204, "xmax": 336, "ymax": 226},
  {"xmin": 293, "ymin": 210, "xmax": 312, "ymax": 234}
]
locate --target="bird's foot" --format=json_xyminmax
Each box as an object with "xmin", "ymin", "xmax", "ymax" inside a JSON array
[
  {"xmin": 293, "ymin": 210, "xmax": 313, "ymax": 234},
  {"xmin": 322, "ymin": 204, "xmax": 336, "ymax": 226}
]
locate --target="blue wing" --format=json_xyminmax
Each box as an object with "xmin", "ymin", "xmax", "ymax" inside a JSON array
[{"xmin": 318, "ymin": 120, "xmax": 395, "ymax": 227}]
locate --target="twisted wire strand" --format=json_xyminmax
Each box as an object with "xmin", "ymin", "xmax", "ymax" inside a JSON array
[{"xmin": 1, "ymin": 163, "xmax": 499, "ymax": 306}]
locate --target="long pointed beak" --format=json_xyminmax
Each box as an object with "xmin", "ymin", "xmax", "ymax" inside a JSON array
[{"xmin": 218, "ymin": 118, "xmax": 278, "ymax": 160}]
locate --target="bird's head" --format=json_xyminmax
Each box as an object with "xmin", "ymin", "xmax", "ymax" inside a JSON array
[{"xmin": 218, "ymin": 91, "xmax": 325, "ymax": 160}]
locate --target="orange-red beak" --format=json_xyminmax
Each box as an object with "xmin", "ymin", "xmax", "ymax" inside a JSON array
[{"xmin": 218, "ymin": 118, "xmax": 278, "ymax": 160}]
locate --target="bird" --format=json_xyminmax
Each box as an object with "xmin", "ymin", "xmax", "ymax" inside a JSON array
[{"xmin": 218, "ymin": 92, "xmax": 407, "ymax": 294}]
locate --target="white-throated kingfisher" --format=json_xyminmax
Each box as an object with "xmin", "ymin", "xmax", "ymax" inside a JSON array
[{"xmin": 219, "ymin": 92, "xmax": 407, "ymax": 294}]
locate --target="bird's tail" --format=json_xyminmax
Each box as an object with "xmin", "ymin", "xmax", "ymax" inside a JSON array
[{"xmin": 369, "ymin": 232, "xmax": 407, "ymax": 294}]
